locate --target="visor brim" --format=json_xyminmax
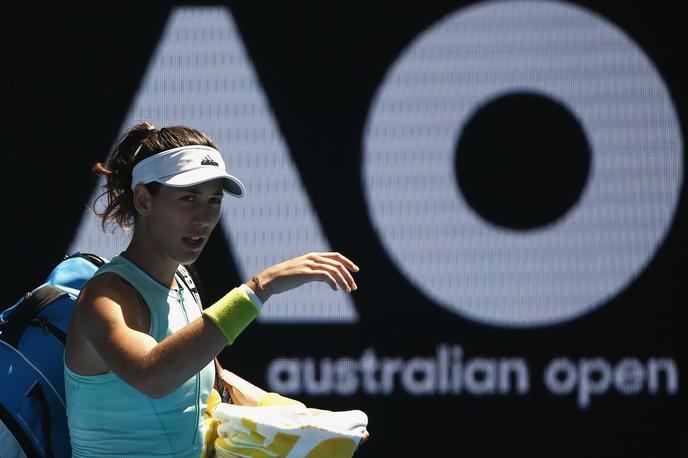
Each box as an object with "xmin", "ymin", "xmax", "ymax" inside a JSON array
[{"xmin": 159, "ymin": 168, "xmax": 245, "ymax": 197}]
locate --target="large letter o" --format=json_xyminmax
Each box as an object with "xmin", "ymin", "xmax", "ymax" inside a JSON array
[{"xmin": 362, "ymin": 1, "xmax": 683, "ymax": 327}]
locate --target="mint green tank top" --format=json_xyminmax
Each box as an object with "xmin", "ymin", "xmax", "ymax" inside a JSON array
[{"xmin": 64, "ymin": 255, "xmax": 214, "ymax": 458}]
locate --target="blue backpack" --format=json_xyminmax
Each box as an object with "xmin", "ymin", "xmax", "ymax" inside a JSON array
[
  {"xmin": 0, "ymin": 253, "xmax": 106, "ymax": 458},
  {"xmin": 0, "ymin": 252, "xmax": 224, "ymax": 458}
]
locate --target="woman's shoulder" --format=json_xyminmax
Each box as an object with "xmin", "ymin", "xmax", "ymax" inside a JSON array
[
  {"xmin": 77, "ymin": 271, "xmax": 141, "ymax": 311},
  {"xmin": 74, "ymin": 272, "xmax": 150, "ymax": 332}
]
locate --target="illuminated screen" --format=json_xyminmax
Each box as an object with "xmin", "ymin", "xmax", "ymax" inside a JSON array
[{"xmin": 14, "ymin": 1, "xmax": 679, "ymax": 456}]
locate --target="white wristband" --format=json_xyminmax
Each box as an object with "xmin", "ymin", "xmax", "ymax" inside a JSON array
[{"xmin": 239, "ymin": 283, "xmax": 263, "ymax": 311}]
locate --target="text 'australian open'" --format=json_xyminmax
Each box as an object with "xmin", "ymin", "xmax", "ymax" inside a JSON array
[{"xmin": 266, "ymin": 344, "xmax": 679, "ymax": 409}]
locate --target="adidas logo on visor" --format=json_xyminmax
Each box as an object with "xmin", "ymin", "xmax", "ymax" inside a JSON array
[{"xmin": 201, "ymin": 155, "xmax": 219, "ymax": 166}]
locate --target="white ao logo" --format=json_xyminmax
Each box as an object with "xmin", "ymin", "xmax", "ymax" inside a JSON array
[
  {"xmin": 362, "ymin": 0, "xmax": 683, "ymax": 327},
  {"xmin": 70, "ymin": 1, "xmax": 683, "ymax": 328}
]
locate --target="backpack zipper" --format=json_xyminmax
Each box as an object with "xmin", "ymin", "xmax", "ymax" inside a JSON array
[{"xmin": 31, "ymin": 317, "xmax": 66, "ymax": 345}]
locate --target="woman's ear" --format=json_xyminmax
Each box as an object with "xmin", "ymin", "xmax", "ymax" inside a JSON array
[{"xmin": 133, "ymin": 183, "xmax": 153, "ymax": 216}]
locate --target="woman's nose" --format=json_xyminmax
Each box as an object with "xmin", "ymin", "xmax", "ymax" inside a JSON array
[
  {"xmin": 192, "ymin": 208, "xmax": 212, "ymax": 227},
  {"xmin": 193, "ymin": 203, "xmax": 219, "ymax": 228}
]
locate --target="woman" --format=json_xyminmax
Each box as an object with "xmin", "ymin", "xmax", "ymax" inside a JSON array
[{"xmin": 64, "ymin": 122, "xmax": 360, "ymax": 457}]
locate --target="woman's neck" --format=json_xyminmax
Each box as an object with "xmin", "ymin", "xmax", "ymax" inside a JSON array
[{"xmin": 123, "ymin": 234, "xmax": 179, "ymax": 289}]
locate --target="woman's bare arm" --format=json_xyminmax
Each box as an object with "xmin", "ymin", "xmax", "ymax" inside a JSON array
[
  {"xmin": 71, "ymin": 277, "xmax": 226, "ymax": 398},
  {"xmin": 67, "ymin": 251, "xmax": 359, "ymax": 398}
]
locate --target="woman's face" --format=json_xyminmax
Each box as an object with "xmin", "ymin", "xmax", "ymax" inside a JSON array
[{"xmin": 146, "ymin": 179, "xmax": 224, "ymax": 265}]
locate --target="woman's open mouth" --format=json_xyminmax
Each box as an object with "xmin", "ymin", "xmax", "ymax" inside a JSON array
[{"xmin": 182, "ymin": 236, "xmax": 204, "ymax": 248}]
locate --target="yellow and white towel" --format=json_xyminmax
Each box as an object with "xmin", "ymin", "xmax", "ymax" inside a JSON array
[{"xmin": 203, "ymin": 394, "xmax": 368, "ymax": 458}]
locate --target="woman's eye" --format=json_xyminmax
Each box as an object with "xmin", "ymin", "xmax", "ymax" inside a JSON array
[
  {"xmin": 181, "ymin": 195, "xmax": 195, "ymax": 202},
  {"xmin": 210, "ymin": 197, "xmax": 222, "ymax": 204}
]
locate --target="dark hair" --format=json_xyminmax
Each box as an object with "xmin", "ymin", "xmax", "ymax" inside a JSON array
[{"xmin": 92, "ymin": 121, "xmax": 218, "ymax": 232}]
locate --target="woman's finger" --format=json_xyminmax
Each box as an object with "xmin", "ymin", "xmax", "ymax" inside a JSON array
[
  {"xmin": 304, "ymin": 259, "xmax": 351, "ymax": 292},
  {"xmin": 311, "ymin": 255, "xmax": 357, "ymax": 291},
  {"xmin": 315, "ymin": 252, "xmax": 359, "ymax": 272},
  {"xmin": 306, "ymin": 268, "xmax": 338, "ymax": 291},
  {"xmin": 318, "ymin": 263, "xmax": 353, "ymax": 292}
]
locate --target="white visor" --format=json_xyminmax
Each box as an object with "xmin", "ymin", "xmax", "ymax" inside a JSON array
[{"xmin": 130, "ymin": 145, "xmax": 245, "ymax": 197}]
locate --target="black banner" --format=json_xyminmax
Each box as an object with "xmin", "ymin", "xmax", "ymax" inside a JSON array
[{"xmin": 6, "ymin": 1, "xmax": 686, "ymax": 456}]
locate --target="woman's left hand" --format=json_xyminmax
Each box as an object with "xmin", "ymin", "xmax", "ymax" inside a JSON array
[{"xmin": 247, "ymin": 252, "xmax": 359, "ymax": 303}]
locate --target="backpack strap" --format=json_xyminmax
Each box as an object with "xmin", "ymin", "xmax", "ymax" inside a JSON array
[
  {"xmin": 67, "ymin": 252, "xmax": 108, "ymax": 267},
  {"xmin": 0, "ymin": 286, "xmax": 67, "ymax": 349},
  {"xmin": 27, "ymin": 382, "xmax": 54, "ymax": 457},
  {"xmin": 0, "ymin": 253, "xmax": 105, "ymax": 349},
  {"xmin": 176, "ymin": 264, "xmax": 232, "ymax": 404},
  {"xmin": 0, "ymin": 402, "xmax": 42, "ymax": 458},
  {"xmin": 176, "ymin": 264, "xmax": 202, "ymax": 308}
]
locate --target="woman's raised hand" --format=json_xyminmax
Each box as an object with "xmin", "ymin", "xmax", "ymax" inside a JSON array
[{"xmin": 247, "ymin": 252, "xmax": 359, "ymax": 303}]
